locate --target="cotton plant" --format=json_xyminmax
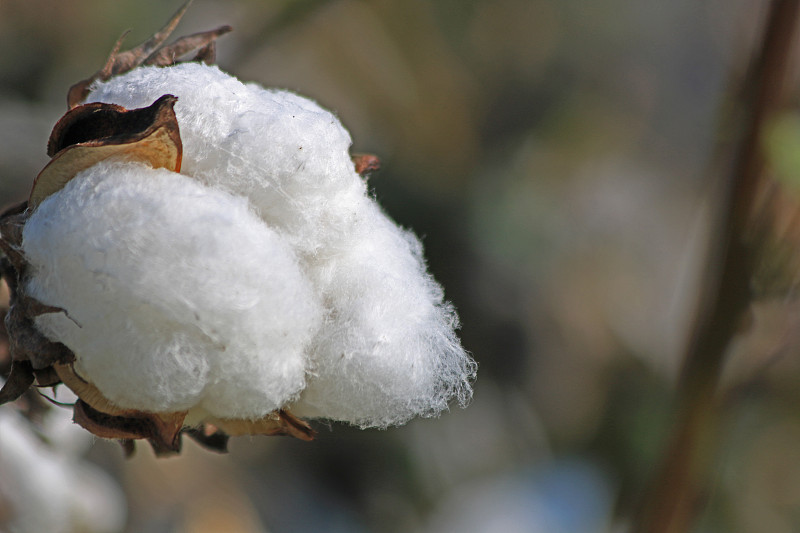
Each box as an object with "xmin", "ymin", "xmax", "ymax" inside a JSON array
[{"xmin": 0, "ymin": 3, "xmax": 475, "ymax": 455}]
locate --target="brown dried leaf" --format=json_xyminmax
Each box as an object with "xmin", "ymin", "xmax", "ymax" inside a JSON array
[
  {"xmin": 66, "ymin": 2, "xmax": 232, "ymax": 109},
  {"xmin": 148, "ymin": 411, "xmax": 189, "ymax": 453},
  {"xmin": 19, "ymin": 294, "xmax": 68, "ymax": 320},
  {"xmin": 0, "ymin": 360, "xmax": 34, "ymax": 405},
  {"xmin": 193, "ymin": 42, "xmax": 217, "ymax": 65},
  {"xmin": 0, "ymin": 201, "xmax": 27, "ymax": 220},
  {"xmin": 30, "ymin": 95, "xmax": 182, "ymax": 209},
  {"xmin": 67, "ymin": 1, "xmax": 192, "ymax": 108},
  {"xmin": 54, "ymin": 362, "xmax": 137, "ymax": 417},
  {"xmin": 73, "ymin": 399, "xmax": 152, "ymax": 441},
  {"xmin": 352, "ymin": 153, "xmax": 381, "ymax": 176},
  {"xmin": 54, "ymin": 362, "xmax": 314, "ymax": 454},
  {"xmin": 74, "ymin": 399, "xmax": 187, "ymax": 456},
  {"xmin": 56, "ymin": 362, "xmax": 188, "ymax": 454},
  {"xmin": 278, "ymin": 409, "xmax": 317, "ymax": 441},
  {"xmin": 210, "ymin": 409, "xmax": 316, "ymax": 441},
  {"xmin": 32, "ymin": 366, "xmax": 61, "ymax": 387},
  {"xmin": 109, "ymin": 1, "xmax": 192, "ymax": 74},
  {"xmin": 184, "ymin": 425, "xmax": 230, "ymax": 453},
  {"xmin": 5, "ymin": 307, "xmax": 74, "ymax": 369},
  {"xmin": 143, "ymin": 26, "xmax": 233, "ymax": 67},
  {"xmin": 0, "ymin": 210, "xmax": 28, "ymax": 274}
]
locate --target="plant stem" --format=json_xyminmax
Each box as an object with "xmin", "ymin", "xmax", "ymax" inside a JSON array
[{"xmin": 632, "ymin": 2, "xmax": 800, "ymax": 532}]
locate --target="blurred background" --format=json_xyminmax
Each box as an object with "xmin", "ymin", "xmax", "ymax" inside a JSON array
[{"xmin": 2, "ymin": 0, "xmax": 799, "ymax": 532}]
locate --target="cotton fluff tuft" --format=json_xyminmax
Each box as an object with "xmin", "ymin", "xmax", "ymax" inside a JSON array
[
  {"xmin": 87, "ymin": 63, "xmax": 363, "ymax": 254},
  {"xmin": 23, "ymin": 62, "xmax": 475, "ymax": 427},
  {"xmin": 289, "ymin": 200, "xmax": 471, "ymax": 426},
  {"xmin": 25, "ymin": 161, "xmax": 321, "ymax": 418}
]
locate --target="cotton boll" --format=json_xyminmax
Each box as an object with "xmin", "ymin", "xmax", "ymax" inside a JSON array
[
  {"xmin": 81, "ymin": 63, "xmax": 474, "ymax": 427},
  {"xmin": 23, "ymin": 160, "xmax": 321, "ymax": 418},
  {"xmin": 87, "ymin": 63, "xmax": 365, "ymax": 255},
  {"xmin": 292, "ymin": 202, "xmax": 475, "ymax": 427}
]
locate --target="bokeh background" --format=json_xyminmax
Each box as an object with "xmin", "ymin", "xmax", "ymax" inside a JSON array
[{"xmin": 3, "ymin": 1, "xmax": 800, "ymax": 532}]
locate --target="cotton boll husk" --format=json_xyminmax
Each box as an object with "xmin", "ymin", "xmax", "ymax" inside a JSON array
[
  {"xmin": 23, "ymin": 160, "xmax": 321, "ymax": 418},
  {"xmin": 87, "ymin": 63, "xmax": 365, "ymax": 255},
  {"xmin": 290, "ymin": 201, "xmax": 475, "ymax": 427}
]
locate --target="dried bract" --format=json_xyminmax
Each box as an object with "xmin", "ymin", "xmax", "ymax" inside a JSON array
[
  {"xmin": 32, "ymin": 95, "xmax": 182, "ymax": 208},
  {"xmin": 67, "ymin": 1, "xmax": 231, "ymax": 108}
]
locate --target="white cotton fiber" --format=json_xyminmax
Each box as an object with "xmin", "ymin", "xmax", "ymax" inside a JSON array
[
  {"xmin": 24, "ymin": 161, "xmax": 321, "ymax": 418},
  {"xmin": 23, "ymin": 63, "xmax": 475, "ymax": 427},
  {"xmin": 87, "ymin": 63, "xmax": 365, "ymax": 255},
  {"xmin": 289, "ymin": 201, "xmax": 473, "ymax": 427}
]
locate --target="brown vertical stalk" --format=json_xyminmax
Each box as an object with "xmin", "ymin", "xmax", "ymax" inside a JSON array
[{"xmin": 633, "ymin": 2, "xmax": 800, "ymax": 532}]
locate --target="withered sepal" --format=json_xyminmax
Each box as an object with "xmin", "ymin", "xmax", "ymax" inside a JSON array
[
  {"xmin": 67, "ymin": 1, "xmax": 232, "ymax": 109},
  {"xmin": 31, "ymin": 95, "xmax": 183, "ymax": 209}
]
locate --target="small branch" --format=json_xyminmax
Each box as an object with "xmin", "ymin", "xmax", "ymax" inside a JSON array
[{"xmin": 632, "ymin": 2, "xmax": 800, "ymax": 532}]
